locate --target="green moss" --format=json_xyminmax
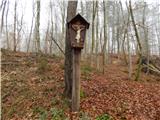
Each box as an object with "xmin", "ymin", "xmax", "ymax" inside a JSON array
[
  {"xmin": 37, "ymin": 57, "xmax": 49, "ymax": 73},
  {"xmin": 79, "ymin": 111, "xmax": 91, "ymax": 120},
  {"xmin": 33, "ymin": 107, "xmax": 48, "ymax": 120},
  {"xmin": 96, "ymin": 114, "xmax": 113, "ymax": 120},
  {"xmin": 80, "ymin": 89, "xmax": 86, "ymax": 98},
  {"xmin": 81, "ymin": 65, "xmax": 93, "ymax": 80},
  {"xmin": 50, "ymin": 108, "xmax": 67, "ymax": 120}
]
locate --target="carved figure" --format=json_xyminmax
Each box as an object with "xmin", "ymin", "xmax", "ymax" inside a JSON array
[{"xmin": 72, "ymin": 24, "xmax": 85, "ymax": 43}]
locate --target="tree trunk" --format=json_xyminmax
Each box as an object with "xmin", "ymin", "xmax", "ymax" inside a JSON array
[
  {"xmin": 120, "ymin": 1, "xmax": 129, "ymax": 65},
  {"xmin": 111, "ymin": 2, "xmax": 115, "ymax": 56},
  {"xmin": 64, "ymin": 1, "xmax": 77, "ymax": 98},
  {"xmin": 27, "ymin": 0, "xmax": 35, "ymax": 52},
  {"xmin": 103, "ymin": 0, "xmax": 107, "ymax": 74},
  {"xmin": 5, "ymin": 0, "xmax": 9, "ymax": 49},
  {"xmin": 44, "ymin": 21, "xmax": 50, "ymax": 54},
  {"xmin": 90, "ymin": 1, "xmax": 98, "ymax": 67},
  {"xmin": 13, "ymin": 1, "xmax": 17, "ymax": 51},
  {"xmin": 125, "ymin": 1, "xmax": 132, "ymax": 79},
  {"xmin": 35, "ymin": 0, "xmax": 41, "ymax": 53},
  {"xmin": 127, "ymin": 32, "xmax": 132, "ymax": 79},
  {"xmin": 96, "ymin": 2, "xmax": 99, "ymax": 70},
  {"xmin": 91, "ymin": 1, "xmax": 98, "ymax": 53},
  {"xmin": 116, "ymin": 3, "xmax": 120, "ymax": 58},
  {"xmin": 129, "ymin": 0, "xmax": 142, "ymax": 81},
  {"xmin": 1, "ymin": 0, "xmax": 6, "ymax": 32}
]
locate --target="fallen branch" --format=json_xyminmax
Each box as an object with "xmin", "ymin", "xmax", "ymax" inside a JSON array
[
  {"xmin": 143, "ymin": 64, "xmax": 160, "ymax": 74},
  {"xmin": 51, "ymin": 36, "xmax": 65, "ymax": 55},
  {"xmin": 1, "ymin": 61, "xmax": 19, "ymax": 65}
]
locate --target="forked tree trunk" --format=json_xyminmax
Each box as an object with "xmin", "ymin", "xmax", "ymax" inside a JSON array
[{"xmin": 27, "ymin": 0, "xmax": 35, "ymax": 52}]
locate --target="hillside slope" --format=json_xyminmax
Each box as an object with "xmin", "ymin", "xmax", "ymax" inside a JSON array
[{"xmin": 1, "ymin": 49, "xmax": 160, "ymax": 120}]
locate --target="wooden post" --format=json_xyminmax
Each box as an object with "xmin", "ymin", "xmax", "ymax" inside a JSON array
[
  {"xmin": 68, "ymin": 14, "xmax": 89, "ymax": 112},
  {"xmin": 72, "ymin": 49, "xmax": 81, "ymax": 112}
]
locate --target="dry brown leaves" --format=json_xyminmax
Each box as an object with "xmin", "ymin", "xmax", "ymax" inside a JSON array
[{"xmin": 1, "ymin": 50, "xmax": 160, "ymax": 120}]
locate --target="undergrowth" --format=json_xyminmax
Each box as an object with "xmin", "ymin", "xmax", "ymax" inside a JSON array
[{"xmin": 96, "ymin": 113, "xmax": 113, "ymax": 120}]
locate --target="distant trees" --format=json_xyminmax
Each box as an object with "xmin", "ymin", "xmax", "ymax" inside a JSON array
[
  {"xmin": 1, "ymin": 0, "xmax": 160, "ymax": 79},
  {"xmin": 27, "ymin": 0, "xmax": 35, "ymax": 52}
]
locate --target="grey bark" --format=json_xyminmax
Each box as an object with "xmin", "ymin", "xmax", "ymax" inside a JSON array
[
  {"xmin": 13, "ymin": 1, "xmax": 17, "ymax": 51},
  {"xmin": 27, "ymin": 0, "xmax": 35, "ymax": 52},
  {"xmin": 5, "ymin": 0, "xmax": 9, "ymax": 49},
  {"xmin": 129, "ymin": 0, "xmax": 142, "ymax": 81},
  {"xmin": 1, "ymin": 0, "xmax": 6, "ymax": 32},
  {"xmin": 102, "ymin": 0, "xmax": 107, "ymax": 74},
  {"xmin": 35, "ymin": 0, "xmax": 41, "ymax": 53}
]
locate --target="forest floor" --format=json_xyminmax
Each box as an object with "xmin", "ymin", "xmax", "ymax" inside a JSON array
[{"xmin": 1, "ymin": 49, "xmax": 160, "ymax": 120}]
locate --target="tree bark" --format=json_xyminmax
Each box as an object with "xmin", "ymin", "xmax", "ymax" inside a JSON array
[
  {"xmin": 1, "ymin": 0, "xmax": 6, "ymax": 33},
  {"xmin": 5, "ymin": 0, "xmax": 9, "ymax": 49},
  {"xmin": 116, "ymin": 2, "xmax": 120, "ymax": 57},
  {"xmin": 129, "ymin": 0, "xmax": 142, "ymax": 81},
  {"xmin": 64, "ymin": 1, "xmax": 77, "ymax": 98},
  {"xmin": 102, "ymin": 0, "xmax": 107, "ymax": 74},
  {"xmin": 35, "ymin": 0, "xmax": 41, "ymax": 53},
  {"xmin": 96, "ymin": 2, "xmax": 99, "ymax": 70},
  {"xmin": 91, "ymin": 1, "xmax": 98, "ymax": 53},
  {"xmin": 13, "ymin": 1, "xmax": 17, "ymax": 51},
  {"xmin": 27, "ymin": 0, "xmax": 35, "ymax": 52}
]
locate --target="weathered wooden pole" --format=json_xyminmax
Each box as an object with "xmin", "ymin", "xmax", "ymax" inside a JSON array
[
  {"xmin": 72, "ymin": 49, "xmax": 81, "ymax": 111},
  {"xmin": 67, "ymin": 13, "xmax": 89, "ymax": 112}
]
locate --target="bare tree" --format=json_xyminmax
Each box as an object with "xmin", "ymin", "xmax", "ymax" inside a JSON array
[
  {"xmin": 125, "ymin": 1, "xmax": 132, "ymax": 79},
  {"xmin": 5, "ymin": 0, "xmax": 9, "ymax": 49},
  {"xmin": 91, "ymin": 1, "xmax": 98, "ymax": 53},
  {"xmin": 44, "ymin": 19, "xmax": 50, "ymax": 54},
  {"xmin": 96, "ymin": 2, "xmax": 99, "ymax": 70},
  {"xmin": 27, "ymin": 0, "xmax": 35, "ymax": 52},
  {"xmin": 50, "ymin": 0, "xmax": 64, "ymax": 55},
  {"xmin": 129, "ymin": 0, "xmax": 142, "ymax": 81},
  {"xmin": 64, "ymin": 1, "xmax": 78, "ymax": 98},
  {"xmin": 111, "ymin": 2, "xmax": 116, "ymax": 56},
  {"xmin": 0, "ymin": 0, "xmax": 6, "ymax": 32},
  {"xmin": 34, "ymin": 0, "xmax": 41, "ymax": 53},
  {"xmin": 116, "ymin": 2, "xmax": 120, "ymax": 58},
  {"xmin": 13, "ymin": 0, "xmax": 17, "ymax": 51},
  {"xmin": 49, "ymin": 0, "xmax": 53, "ymax": 54},
  {"xmin": 102, "ymin": 0, "xmax": 107, "ymax": 74},
  {"xmin": 16, "ymin": 11, "xmax": 24, "ymax": 51},
  {"xmin": 59, "ymin": 0, "xmax": 67, "ymax": 50}
]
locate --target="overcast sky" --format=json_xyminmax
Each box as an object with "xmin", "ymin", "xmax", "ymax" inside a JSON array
[{"xmin": 0, "ymin": 0, "xmax": 159, "ymax": 51}]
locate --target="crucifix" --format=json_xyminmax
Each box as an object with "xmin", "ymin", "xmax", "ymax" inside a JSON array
[
  {"xmin": 67, "ymin": 14, "xmax": 89, "ymax": 112},
  {"xmin": 72, "ymin": 23, "xmax": 85, "ymax": 43}
]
